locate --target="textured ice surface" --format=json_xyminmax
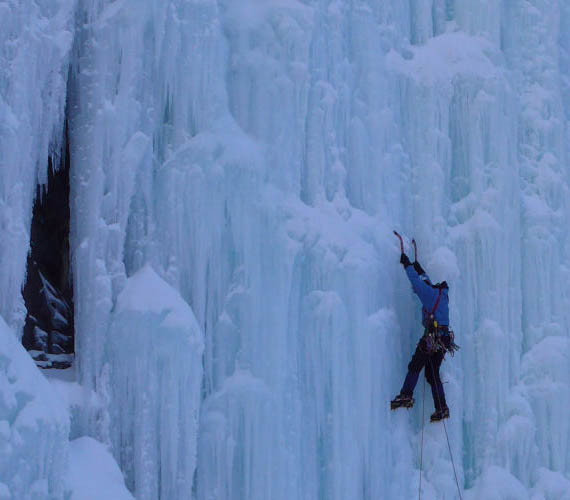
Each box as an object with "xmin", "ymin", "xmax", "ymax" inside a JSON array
[
  {"xmin": 0, "ymin": 315, "xmax": 69, "ymax": 499},
  {"xmin": 0, "ymin": 0, "xmax": 75, "ymax": 332},
  {"xmin": 107, "ymin": 266, "xmax": 204, "ymax": 500},
  {"xmin": 0, "ymin": 0, "xmax": 569, "ymax": 499}
]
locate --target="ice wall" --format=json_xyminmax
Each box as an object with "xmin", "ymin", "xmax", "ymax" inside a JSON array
[
  {"xmin": 0, "ymin": 0, "xmax": 569, "ymax": 499},
  {"xmin": 154, "ymin": 1, "xmax": 569, "ymax": 497},
  {"xmin": 0, "ymin": 0, "xmax": 75, "ymax": 331},
  {"xmin": 0, "ymin": 3, "xmax": 74, "ymax": 498}
]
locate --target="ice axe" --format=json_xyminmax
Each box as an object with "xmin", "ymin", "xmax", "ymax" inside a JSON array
[
  {"xmin": 394, "ymin": 231, "xmax": 418, "ymax": 261},
  {"xmin": 393, "ymin": 230, "xmax": 404, "ymax": 254}
]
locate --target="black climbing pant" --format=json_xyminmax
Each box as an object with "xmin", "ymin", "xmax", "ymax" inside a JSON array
[{"xmin": 400, "ymin": 336, "xmax": 447, "ymax": 411}]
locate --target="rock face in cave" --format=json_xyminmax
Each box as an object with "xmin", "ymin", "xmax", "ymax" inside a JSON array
[{"xmin": 22, "ymin": 147, "xmax": 74, "ymax": 369}]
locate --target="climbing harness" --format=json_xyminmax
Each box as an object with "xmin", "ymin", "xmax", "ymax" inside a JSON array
[
  {"xmin": 423, "ymin": 287, "xmax": 460, "ymax": 355},
  {"xmin": 423, "ymin": 288, "xmax": 446, "ymax": 354}
]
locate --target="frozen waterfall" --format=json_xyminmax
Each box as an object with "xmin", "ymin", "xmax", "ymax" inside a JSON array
[{"xmin": 1, "ymin": 0, "xmax": 569, "ymax": 499}]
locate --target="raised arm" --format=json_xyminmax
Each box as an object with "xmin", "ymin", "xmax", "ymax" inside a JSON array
[
  {"xmin": 412, "ymin": 260, "xmax": 432, "ymax": 284},
  {"xmin": 401, "ymin": 256, "xmax": 438, "ymax": 308}
]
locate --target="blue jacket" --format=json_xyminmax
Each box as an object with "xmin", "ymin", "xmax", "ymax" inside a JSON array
[{"xmin": 405, "ymin": 265, "xmax": 449, "ymax": 327}]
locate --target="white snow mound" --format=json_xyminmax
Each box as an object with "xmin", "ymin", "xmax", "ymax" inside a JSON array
[{"xmin": 0, "ymin": 315, "xmax": 69, "ymax": 499}]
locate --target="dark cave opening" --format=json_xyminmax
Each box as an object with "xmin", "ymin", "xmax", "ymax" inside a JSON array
[{"xmin": 22, "ymin": 123, "xmax": 74, "ymax": 369}]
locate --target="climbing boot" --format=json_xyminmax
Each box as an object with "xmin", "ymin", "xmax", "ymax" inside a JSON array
[
  {"xmin": 391, "ymin": 394, "xmax": 414, "ymax": 410},
  {"xmin": 430, "ymin": 406, "xmax": 450, "ymax": 422}
]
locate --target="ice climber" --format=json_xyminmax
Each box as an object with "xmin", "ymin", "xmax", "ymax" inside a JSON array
[{"xmin": 390, "ymin": 232, "xmax": 458, "ymax": 422}]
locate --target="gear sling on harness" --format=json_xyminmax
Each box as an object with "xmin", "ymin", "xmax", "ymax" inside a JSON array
[
  {"xmin": 424, "ymin": 288, "xmax": 459, "ymax": 355},
  {"xmin": 424, "ymin": 288, "xmax": 443, "ymax": 353}
]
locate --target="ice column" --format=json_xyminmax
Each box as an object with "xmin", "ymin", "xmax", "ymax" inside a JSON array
[
  {"xmin": 507, "ymin": 0, "xmax": 570, "ymax": 477},
  {"xmin": 107, "ymin": 266, "xmax": 204, "ymax": 500}
]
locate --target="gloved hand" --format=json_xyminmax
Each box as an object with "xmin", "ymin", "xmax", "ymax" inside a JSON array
[
  {"xmin": 400, "ymin": 253, "xmax": 411, "ymax": 267},
  {"xmin": 413, "ymin": 261, "xmax": 425, "ymax": 275}
]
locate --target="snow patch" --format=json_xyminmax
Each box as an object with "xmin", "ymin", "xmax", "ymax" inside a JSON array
[
  {"xmin": 66, "ymin": 437, "xmax": 133, "ymax": 500},
  {"xmin": 0, "ymin": 315, "xmax": 69, "ymax": 499},
  {"xmin": 387, "ymin": 31, "xmax": 502, "ymax": 84},
  {"xmin": 465, "ymin": 466, "xmax": 528, "ymax": 500}
]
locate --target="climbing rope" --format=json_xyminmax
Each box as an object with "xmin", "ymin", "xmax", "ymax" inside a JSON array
[
  {"xmin": 418, "ymin": 373, "xmax": 426, "ymax": 500},
  {"xmin": 442, "ymin": 416, "xmax": 462, "ymax": 500},
  {"xmin": 427, "ymin": 360, "xmax": 463, "ymax": 500}
]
